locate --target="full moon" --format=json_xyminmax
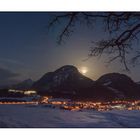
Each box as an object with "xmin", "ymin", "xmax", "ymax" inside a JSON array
[{"xmin": 79, "ymin": 67, "xmax": 88, "ymax": 75}]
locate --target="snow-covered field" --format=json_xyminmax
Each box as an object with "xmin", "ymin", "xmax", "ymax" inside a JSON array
[{"xmin": 0, "ymin": 104, "xmax": 140, "ymax": 128}]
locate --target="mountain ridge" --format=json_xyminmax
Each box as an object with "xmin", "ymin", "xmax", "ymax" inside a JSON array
[
  {"xmin": 2, "ymin": 65, "xmax": 139, "ymax": 101},
  {"xmin": 31, "ymin": 65, "xmax": 140, "ymax": 101}
]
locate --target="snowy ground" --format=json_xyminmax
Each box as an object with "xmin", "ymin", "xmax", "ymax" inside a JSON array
[{"xmin": 0, "ymin": 104, "xmax": 140, "ymax": 128}]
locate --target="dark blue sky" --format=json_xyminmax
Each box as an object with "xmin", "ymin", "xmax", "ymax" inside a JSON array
[{"xmin": 0, "ymin": 12, "xmax": 139, "ymax": 85}]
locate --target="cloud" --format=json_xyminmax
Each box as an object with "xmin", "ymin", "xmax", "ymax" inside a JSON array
[
  {"xmin": 0, "ymin": 57, "xmax": 32, "ymax": 81},
  {"xmin": 0, "ymin": 67, "xmax": 20, "ymax": 86},
  {"xmin": 0, "ymin": 58, "xmax": 25, "ymax": 67}
]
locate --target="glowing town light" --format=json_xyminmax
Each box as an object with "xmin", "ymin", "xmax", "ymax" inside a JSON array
[{"xmin": 24, "ymin": 90, "xmax": 37, "ymax": 95}]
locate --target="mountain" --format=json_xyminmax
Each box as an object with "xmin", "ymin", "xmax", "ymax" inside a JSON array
[
  {"xmin": 32, "ymin": 66, "xmax": 140, "ymax": 101},
  {"xmin": 97, "ymin": 73, "xmax": 140, "ymax": 99},
  {"xmin": 12, "ymin": 79, "xmax": 34, "ymax": 90},
  {"xmin": 33, "ymin": 65, "xmax": 94, "ymax": 93},
  {"xmin": 74, "ymin": 82, "xmax": 121, "ymax": 101}
]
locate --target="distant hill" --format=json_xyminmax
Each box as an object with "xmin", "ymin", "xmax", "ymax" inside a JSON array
[{"xmin": 12, "ymin": 79, "xmax": 34, "ymax": 90}]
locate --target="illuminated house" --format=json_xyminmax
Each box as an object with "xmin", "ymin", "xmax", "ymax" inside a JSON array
[{"xmin": 24, "ymin": 90, "xmax": 37, "ymax": 95}]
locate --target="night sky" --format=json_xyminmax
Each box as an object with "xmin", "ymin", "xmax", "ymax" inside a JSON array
[{"xmin": 0, "ymin": 12, "xmax": 140, "ymax": 86}]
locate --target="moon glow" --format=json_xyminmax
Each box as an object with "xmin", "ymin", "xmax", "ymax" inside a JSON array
[{"xmin": 79, "ymin": 67, "xmax": 88, "ymax": 75}]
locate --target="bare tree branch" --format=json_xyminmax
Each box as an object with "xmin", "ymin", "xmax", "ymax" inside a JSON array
[
  {"xmin": 57, "ymin": 13, "xmax": 77, "ymax": 44},
  {"xmin": 48, "ymin": 12, "xmax": 140, "ymax": 70}
]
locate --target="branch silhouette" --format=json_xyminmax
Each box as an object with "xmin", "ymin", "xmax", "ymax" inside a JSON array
[{"xmin": 48, "ymin": 12, "xmax": 140, "ymax": 70}]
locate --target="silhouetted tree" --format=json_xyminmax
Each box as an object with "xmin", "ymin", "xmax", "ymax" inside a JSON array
[{"xmin": 48, "ymin": 12, "xmax": 140, "ymax": 70}]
